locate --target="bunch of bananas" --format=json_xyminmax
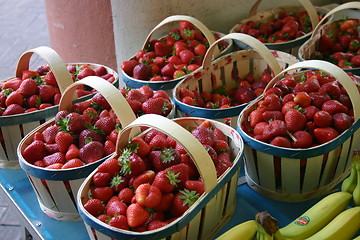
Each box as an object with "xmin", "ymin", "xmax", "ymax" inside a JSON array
[{"xmin": 216, "ymin": 152, "xmax": 360, "ymax": 240}]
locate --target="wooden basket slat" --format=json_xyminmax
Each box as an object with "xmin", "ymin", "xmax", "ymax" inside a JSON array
[
  {"xmin": 28, "ymin": 176, "xmax": 57, "ymax": 212},
  {"xmin": 244, "ymin": 146, "xmax": 259, "ymax": 183},
  {"xmin": 46, "ymin": 180, "xmax": 78, "ymax": 213},
  {"xmin": 301, "ymin": 155, "xmax": 323, "ymax": 193},
  {"xmin": 222, "ymin": 63, "xmax": 234, "ymax": 89},
  {"xmin": 335, "ymin": 139, "xmax": 352, "ymax": 177},
  {"xmin": 257, "ymin": 151, "xmax": 276, "ymax": 191},
  {"xmin": 319, "ymin": 149, "xmax": 339, "ymax": 187},
  {"xmin": 186, "ymin": 211, "xmax": 201, "ymax": 240},
  {"xmin": 281, "ymin": 158, "xmax": 300, "ymax": 194}
]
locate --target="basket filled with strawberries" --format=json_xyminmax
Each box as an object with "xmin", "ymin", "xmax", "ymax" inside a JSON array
[
  {"xmin": 173, "ymin": 33, "xmax": 299, "ymax": 128},
  {"xmin": 0, "ymin": 46, "xmax": 119, "ymax": 169},
  {"xmin": 298, "ymin": 2, "xmax": 360, "ymax": 75},
  {"xmin": 229, "ymin": 0, "xmax": 327, "ymax": 55},
  {"xmin": 120, "ymin": 15, "xmax": 232, "ymax": 92},
  {"xmin": 77, "ymin": 114, "xmax": 244, "ymax": 240},
  {"xmin": 237, "ymin": 60, "xmax": 360, "ymax": 202},
  {"xmin": 17, "ymin": 76, "xmax": 138, "ymax": 221}
]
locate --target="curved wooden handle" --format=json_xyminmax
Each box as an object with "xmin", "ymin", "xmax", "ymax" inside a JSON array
[
  {"xmin": 264, "ymin": 60, "xmax": 360, "ymax": 120},
  {"xmin": 15, "ymin": 46, "xmax": 73, "ymax": 94},
  {"xmin": 59, "ymin": 76, "xmax": 137, "ymax": 128},
  {"xmin": 116, "ymin": 114, "xmax": 217, "ymax": 193},
  {"xmin": 202, "ymin": 33, "xmax": 282, "ymax": 75},
  {"xmin": 142, "ymin": 15, "xmax": 220, "ymax": 58},
  {"xmin": 311, "ymin": 2, "xmax": 360, "ymax": 37}
]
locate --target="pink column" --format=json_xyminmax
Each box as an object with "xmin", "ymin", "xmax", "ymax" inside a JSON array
[{"xmin": 44, "ymin": 0, "xmax": 117, "ymax": 71}]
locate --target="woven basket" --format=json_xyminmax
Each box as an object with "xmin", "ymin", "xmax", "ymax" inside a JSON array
[
  {"xmin": 298, "ymin": 2, "xmax": 360, "ymax": 75},
  {"xmin": 173, "ymin": 33, "xmax": 299, "ymax": 128},
  {"xmin": 121, "ymin": 15, "xmax": 231, "ymax": 92},
  {"xmin": 237, "ymin": 60, "xmax": 360, "ymax": 202},
  {"xmin": 0, "ymin": 47, "xmax": 119, "ymax": 169},
  {"xmin": 77, "ymin": 114, "xmax": 244, "ymax": 240},
  {"xmin": 230, "ymin": 0, "xmax": 325, "ymax": 56},
  {"xmin": 17, "ymin": 77, "xmax": 137, "ymax": 221}
]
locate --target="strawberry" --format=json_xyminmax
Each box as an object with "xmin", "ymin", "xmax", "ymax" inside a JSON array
[
  {"xmin": 83, "ymin": 198, "xmax": 105, "ymax": 217},
  {"xmin": 39, "ymin": 103, "xmax": 53, "ymax": 110},
  {"xmin": 118, "ymin": 187, "xmax": 135, "ymax": 204},
  {"xmin": 24, "ymin": 95, "xmax": 40, "ymax": 109},
  {"xmin": 154, "ymin": 41, "xmax": 172, "ymax": 57},
  {"xmin": 126, "ymin": 203, "xmax": 150, "ymax": 228},
  {"xmin": 152, "ymin": 193, "xmax": 174, "ymax": 212},
  {"xmin": 293, "ymin": 91, "xmax": 311, "ymax": 108},
  {"xmin": 46, "ymin": 163, "xmax": 64, "ymax": 169},
  {"xmin": 322, "ymin": 99, "xmax": 348, "ymax": 115},
  {"xmin": 44, "ymin": 71, "xmax": 58, "ymax": 86},
  {"xmin": 291, "ymin": 131, "xmax": 313, "ymax": 148},
  {"xmin": 77, "ymin": 67, "xmax": 96, "ymax": 79},
  {"xmin": 129, "ymin": 136, "xmax": 151, "ymax": 157},
  {"xmin": 45, "ymin": 143, "xmax": 59, "ymax": 154},
  {"xmin": 43, "ymin": 152, "xmax": 66, "ymax": 166},
  {"xmin": 22, "ymin": 140, "xmax": 46, "ymax": 164},
  {"xmin": 142, "ymin": 97, "xmax": 172, "ymax": 116},
  {"xmin": 133, "ymin": 64, "xmax": 152, "ymax": 80},
  {"xmin": 65, "ymin": 144, "xmax": 80, "ymax": 160},
  {"xmin": 148, "ymin": 220, "xmax": 168, "ymax": 231},
  {"xmin": 132, "ymin": 170, "xmax": 155, "ymax": 189},
  {"xmin": 126, "ymin": 98, "xmax": 142, "ymax": 114},
  {"xmin": 5, "ymin": 91, "xmax": 23, "ymax": 107},
  {"xmin": 149, "ymin": 148, "xmax": 181, "ymax": 171},
  {"xmin": 135, "ymin": 183, "xmax": 162, "ymax": 208},
  {"xmin": 18, "ymin": 79, "xmax": 38, "ymax": 97},
  {"xmin": 318, "ymin": 81, "xmax": 341, "ymax": 100},
  {"xmin": 38, "ymin": 84, "xmax": 56, "ymax": 102},
  {"xmin": 270, "ymin": 136, "xmax": 292, "ymax": 147},
  {"xmin": 78, "ymin": 129, "xmax": 105, "ymax": 148},
  {"xmin": 144, "ymin": 129, "xmax": 166, "ymax": 143},
  {"xmin": 152, "ymin": 169, "xmax": 180, "ymax": 193},
  {"xmin": 108, "ymin": 215, "xmax": 129, "ymax": 230},
  {"xmin": 104, "ymin": 140, "xmax": 116, "ymax": 156},
  {"xmin": 149, "ymin": 134, "xmax": 169, "ymax": 150},
  {"xmin": 79, "ymin": 141, "xmax": 105, "ymax": 164},
  {"xmin": 94, "ymin": 117, "xmax": 116, "ymax": 135},
  {"xmin": 234, "ymin": 86, "xmax": 256, "ymax": 104},
  {"xmin": 314, "ymin": 127, "xmax": 339, "ymax": 144},
  {"xmin": 262, "ymin": 120, "xmax": 288, "ymax": 141},
  {"xmin": 121, "ymin": 59, "xmax": 138, "ymax": 76},
  {"xmin": 62, "ymin": 158, "xmax": 84, "ymax": 169},
  {"xmin": 72, "ymin": 101, "xmax": 93, "ymax": 114},
  {"xmin": 249, "ymin": 109, "xmax": 264, "ymax": 128},
  {"xmin": 106, "ymin": 199, "xmax": 127, "ymax": 217},
  {"xmin": 42, "ymin": 125, "xmax": 59, "ymax": 144},
  {"xmin": 170, "ymin": 188, "xmax": 199, "ymax": 217},
  {"xmin": 179, "ymin": 49, "xmax": 194, "ymax": 65},
  {"xmin": 93, "ymin": 172, "xmax": 112, "ymax": 187},
  {"xmin": 262, "ymin": 111, "xmax": 285, "ymax": 122},
  {"xmin": 285, "ymin": 109, "xmax": 306, "ymax": 132},
  {"xmin": 259, "ymin": 94, "xmax": 282, "ymax": 111},
  {"xmin": 21, "ymin": 70, "xmax": 39, "ymax": 80},
  {"xmin": 91, "ymin": 186, "xmax": 114, "ymax": 202},
  {"xmin": 304, "ymin": 105, "xmax": 319, "ymax": 120},
  {"xmin": 127, "ymin": 89, "xmax": 148, "ymax": 103},
  {"xmin": 309, "ymin": 92, "xmax": 331, "ymax": 109},
  {"xmin": 98, "ymin": 157, "xmax": 121, "ymax": 177},
  {"xmin": 94, "ymin": 66, "xmax": 107, "ymax": 77},
  {"xmin": 33, "ymin": 132, "xmax": 44, "ymax": 142},
  {"xmin": 185, "ymin": 180, "xmax": 205, "ymax": 195},
  {"xmin": 92, "ymin": 92, "xmax": 111, "ymax": 110},
  {"xmin": 110, "ymin": 174, "xmax": 128, "ymax": 192},
  {"xmin": 118, "ymin": 149, "xmax": 146, "ymax": 177},
  {"xmin": 313, "ymin": 110, "xmax": 333, "ymax": 127},
  {"xmin": 161, "ymin": 64, "xmax": 176, "ymax": 77},
  {"xmin": 191, "ymin": 126, "xmax": 215, "ymax": 146},
  {"xmin": 333, "ymin": 112, "xmax": 352, "ymax": 132},
  {"xmin": 34, "ymin": 160, "xmax": 46, "ymax": 168},
  {"xmin": 55, "ymin": 131, "xmax": 74, "ymax": 153},
  {"xmin": 2, "ymin": 78, "xmax": 22, "ymax": 90}
]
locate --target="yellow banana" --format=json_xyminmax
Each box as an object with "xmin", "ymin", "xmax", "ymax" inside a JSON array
[
  {"xmin": 341, "ymin": 161, "xmax": 358, "ymax": 194},
  {"xmin": 279, "ymin": 191, "xmax": 352, "ymax": 240},
  {"xmin": 352, "ymin": 161, "xmax": 360, "ymax": 206},
  {"xmin": 305, "ymin": 206, "xmax": 360, "ymax": 240},
  {"xmin": 353, "ymin": 235, "xmax": 360, "ymax": 240},
  {"xmin": 215, "ymin": 220, "xmax": 258, "ymax": 240}
]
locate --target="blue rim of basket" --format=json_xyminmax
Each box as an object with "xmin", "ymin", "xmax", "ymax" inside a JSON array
[
  {"xmin": 18, "ymin": 153, "xmax": 112, "ymax": 181},
  {"xmin": 173, "ymin": 95, "xmax": 248, "ymax": 119},
  {"xmin": 237, "ymin": 117, "xmax": 360, "ymax": 159},
  {"xmin": 78, "ymin": 150, "xmax": 243, "ymax": 240}
]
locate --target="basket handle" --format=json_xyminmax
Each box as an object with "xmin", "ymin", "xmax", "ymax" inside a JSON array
[
  {"xmin": 116, "ymin": 114, "xmax": 217, "ymax": 193},
  {"xmin": 248, "ymin": 0, "xmax": 319, "ymax": 31},
  {"xmin": 202, "ymin": 33, "xmax": 282, "ymax": 75},
  {"xmin": 142, "ymin": 15, "xmax": 220, "ymax": 58},
  {"xmin": 264, "ymin": 60, "xmax": 360, "ymax": 120},
  {"xmin": 311, "ymin": 2, "xmax": 360, "ymax": 38},
  {"xmin": 15, "ymin": 46, "xmax": 74, "ymax": 94},
  {"xmin": 58, "ymin": 76, "xmax": 137, "ymax": 128}
]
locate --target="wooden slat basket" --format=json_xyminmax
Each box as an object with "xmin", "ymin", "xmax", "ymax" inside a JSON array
[
  {"xmin": 298, "ymin": 2, "xmax": 360, "ymax": 75},
  {"xmin": 229, "ymin": 0, "xmax": 326, "ymax": 56},
  {"xmin": 0, "ymin": 46, "xmax": 119, "ymax": 169},
  {"xmin": 237, "ymin": 60, "xmax": 360, "ymax": 202},
  {"xmin": 121, "ymin": 15, "xmax": 232, "ymax": 92},
  {"xmin": 173, "ymin": 33, "xmax": 299, "ymax": 128},
  {"xmin": 77, "ymin": 114, "xmax": 244, "ymax": 240},
  {"xmin": 17, "ymin": 77, "xmax": 137, "ymax": 221}
]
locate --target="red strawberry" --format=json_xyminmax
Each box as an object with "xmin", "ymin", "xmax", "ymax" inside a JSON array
[
  {"xmin": 138, "ymin": 85, "xmax": 154, "ymax": 99},
  {"xmin": 2, "ymin": 78, "xmax": 22, "ymax": 90},
  {"xmin": 24, "ymin": 95, "xmax": 41, "ymax": 109},
  {"xmin": 5, "ymin": 91, "xmax": 23, "ymax": 107},
  {"xmin": 314, "ymin": 127, "xmax": 339, "ymax": 144},
  {"xmin": 171, "ymin": 189, "xmax": 199, "ymax": 217},
  {"xmin": 133, "ymin": 64, "xmax": 152, "ymax": 80},
  {"xmin": 262, "ymin": 120, "xmax": 288, "ymax": 141},
  {"xmin": 165, "ymin": 163, "xmax": 189, "ymax": 189},
  {"xmin": 129, "ymin": 136, "xmax": 151, "ymax": 157},
  {"xmin": 249, "ymin": 109, "xmax": 264, "ymax": 128},
  {"xmin": 106, "ymin": 199, "xmax": 127, "ymax": 217},
  {"xmin": 38, "ymin": 85, "xmax": 56, "ymax": 102},
  {"xmin": 153, "ymin": 90, "xmax": 170, "ymax": 100},
  {"xmin": 333, "ymin": 113, "xmax": 352, "ymax": 132},
  {"xmin": 313, "ymin": 110, "xmax": 333, "ymax": 127},
  {"xmin": 148, "ymin": 148, "xmax": 181, "ymax": 171},
  {"xmin": 21, "ymin": 70, "xmax": 38, "ymax": 80},
  {"xmin": 132, "ymin": 170, "xmax": 156, "ymax": 189},
  {"xmin": 161, "ymin": 64, "xmax": 176, "ymax": 77},
  {"xmin": 322, "ymin": 100, "xmax": 348, "ymax": 115},
  {"xmin": 93, "ymin": 171, "xmax": 112, "ymax": 187},
  {"xmin": 91, "ymin": 186, "xmax": 114, "ymax": 202},
  {"xmin": 77, "ymin": 67, "xmax": 96, "ymax": 79},
  {"xmin": 64, "ymin": 112, "xmax": 86, "ymax": 133},
  {"xmin": 319, "ymin": 81, "xmax": 341, "ymax": 100},
  {"xmin": 144, "ymin": 129, "xmax": 166, "ymax": 143},
  {"xmin": 118, "ymin": 150, "xmax": 146, "ymax": 177},
  {"xmin": 285, "ymin": 109, "xmax": 306, "ymax": 132},
  {"xmin": 92, "ymin": 92, "xmax": 111, "ymax": 110},
  {"xmin": 152, "ymin": 169, "xmax": 179, "ymax": 193},
  {"xmin": 234, "ymin": 86, "xmax": 256, "ymax": 104},
  {"xmin": 18, "ymin": 79, "xmax": 38, "ymax": 97},
  {"xmin": 22, "ymin": 140, "xmax": 46, "ymax": 164},
  {"xmin": 108, "ymin": 215, "xmax": 129, "ymax": 230},
  {"xmin": 135, "ymin": 183, "xmax": 162, "ymax": 208},
  {"xmin": 121, "ymin": 59, "xmax": 138, "ymax": 76},
  {"xmin": 44, "ymin": 71, "xmax": 58, "ymax": 86},
  {"xmin": 262, "ymin": 111, "xmax": 285, "ymax": 122},
  {"xmin": 78, "ymin": 129, "xmax": 105, "ymax": 148},
  {"xmin": 185, "ymin": 180, "xmax": 205, "ymax": 195},
  {"xmin": 212, "ymin": 140, "xmax": 230, "ymax": 153},
  {"xmin": 191, "ymin": 126, "xmax": 215, "ymax": 146},
  {"xmin": 304, "ymin": 105, "xmax": 319, "ymax": 120},
  {"xmin": 118, "ymin": 187, "xmax": 135, "ymax": 204},
  {"xmin": 46, "ymin": 163, "xmax": 64, "ymax": 169},
  {"xmin": 43, "ymin": 152, "xmax": 66, "ymax": 166},
  {"xmin": 98, "ymin": 157, "xmax": 121, "ymax": 177},
  {"xmin": 142, "ymin": 97, "xmax": 172, "ymax": 116},
  {"xmin": 126, "ymin": 203, "xmax": 150, "ymax": 228},
  {"xmin": 110, "ymin": 174, "xmax": 128, "ymax": 193},
  {"xmin": 65, "ymin": 144, "xmax": 80, "ymax": 160},
  {"xmin": 149, "ymin": 134, "xmax": 168, "ymax": 149},
  {"xmin": 152, "ymin": 193, "xmax": 174, "ymax": 212},
  {"xmin": 291, "ymin": 131, "xmax": 313, "ymax": 148},
  {"xmin": 62, "ymin": 158, "xmax": 84, "ymax": 169},
  {"xmin": 45, "ymin": 143, "xmax": 59, "ymax": 154},
  {"xmin": 79, "ymin": 141, "xmax": 105, "ymax": 163},
  {"xmin": 259, "ymin": 94, "xmax": 282, "ymax": 111},
  {"xmin": 104, "ymin": 140, "xmax": 116, "ymax": 156},
  {"xmin": 55, "ymin": 131, "xmax": 74, "ymax": 153},
  {"xmin": 94, "ymin": 117, "xmax": 116, "ymax": 135},
  {"xmin": 72, "ymin": 101, "xmax": 93, "ymax": 114},
  {"xmin": 42, "ymin": 125, "xmax": 59, "ymax": 144},
  {"xmin": 154, "ymin": 41, "xmax": 172, "ymax": 57},
  {"xmin": 270, "ymin": 136, "xmax": 292, "ymax": 147},
  {"xmin": 83, "ymin": 198, "xmax": 105, "ymax": 217}
]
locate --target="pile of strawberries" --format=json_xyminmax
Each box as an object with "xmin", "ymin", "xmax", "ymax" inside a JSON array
[
  {"xmin": 241, "ymin": 70, "xmax": 358, "ymax": 148},
  {"xmin": 82, "ymin": 120, "xmax": 234, "ymax": 231},
  {"xmin": 121, "ymin": 20, "xmax": 228, "ymax": 82},
  {"xmin": 177, "ymin": 71, "xmax": 272, "ymax": 109},
  {"xmin": 0, "ymin": 64, "xmax": 115, "ymax": 116},
  {"xmin": 235, "ymin": 10, "xmax": 321, "ymax": 43},
  {"xmin": 21, "ymin": 86, "xmax": 173, "ymax": 170},
  {"xmin": 309, "ymin": 19, "xmax": 360, "ymax": 69}
]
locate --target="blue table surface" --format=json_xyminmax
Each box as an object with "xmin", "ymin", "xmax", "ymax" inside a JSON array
[{"xmin": 0, "ymin": 168, "xmax": 356, "ymax": 240}]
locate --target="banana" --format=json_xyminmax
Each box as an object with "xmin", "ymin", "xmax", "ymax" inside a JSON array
[
  {"xmin": 341, "ymin": 161, "xmax": 358, "ymax": 194},
  {"xmin": 353, "ymin": 235, "xmax": 360, "ymax": 240},
  {"xmin": 352, "ymin": 161, "xmax": 360, "ymax": 206},
  {"xmin": 255, "ymin": 221, "xmax": 273, "ymax": 240},
  {"xmin": 215, "ymin": 220, "xmax": 258, "ymax": 240},
  {"xmin": 279, "ymin": 191, "xmax": 352, "ymax": 240},
  {"xmin": 305, "ymin": 206, "xmax": 360, "ymax": 240}
]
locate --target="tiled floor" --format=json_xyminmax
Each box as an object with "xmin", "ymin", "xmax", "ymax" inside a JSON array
[{"xmin": 0, "ymin": 0, "xmax": 50, "ymax": 239}]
